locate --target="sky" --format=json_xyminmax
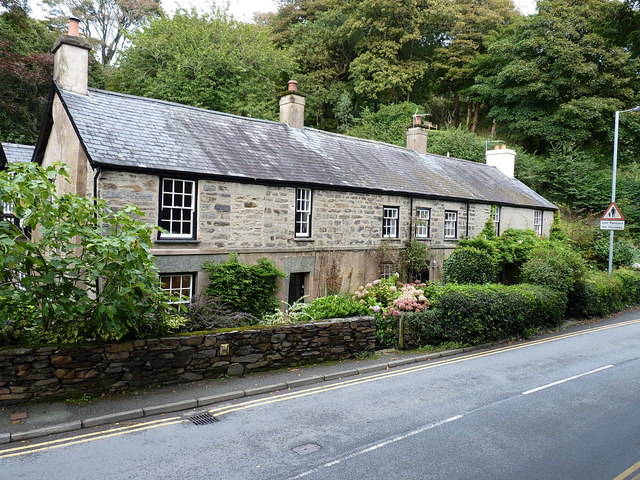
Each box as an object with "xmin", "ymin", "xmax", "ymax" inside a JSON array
[{"xmin": 29, "ymin": 0, "xmax": 538, "ymax": 22}]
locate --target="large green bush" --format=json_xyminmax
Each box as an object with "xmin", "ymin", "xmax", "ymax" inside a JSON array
[
  {"xmin": 593, "ymin": 235, "xmax": 636, "ymax": 268},
  {"xmin": 443, "ymin": 246, "xmax": 498, "ymax": 284},
  {"xmin": 203, "ymin": 253, "xmax": 285, "ymax": 319},
  {"xmin": 569, "ymin": 268, "xmax": 640, "ymax": 318},
  {"xmin": 521, "ymin": 243, "xmax": 587, "ymax": 295},
  {"xmin": 405, "ymin": 283, "xmax": 566, "ymax": 346},
  {"xmin": 0, "ymin": 162, "xmax": 178, "ymax": 345},
  {"xmin": 305, "ymin": 295, "xmax": 368, "ymax": 320}
]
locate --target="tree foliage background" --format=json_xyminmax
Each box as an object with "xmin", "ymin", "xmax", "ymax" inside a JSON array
[{"xmin": 3, "ymin": 0, "xmax": 640, "ymax": 240}]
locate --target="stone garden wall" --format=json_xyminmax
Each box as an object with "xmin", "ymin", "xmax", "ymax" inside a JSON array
[{"xmin": 0, "ymin": 317, "xmax": 375, "ymax": 404}]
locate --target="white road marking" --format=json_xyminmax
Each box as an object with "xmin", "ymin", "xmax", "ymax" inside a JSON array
[
  {"xmin": 522, "ymin": 365, "xmax": 614, "ymax": 395},
  {"xmin": 286, "ymin": 415, "xmax": 463, "ymax": 479}
]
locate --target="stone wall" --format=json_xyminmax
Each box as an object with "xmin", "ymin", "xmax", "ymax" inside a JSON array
[{"xmin": 0, "ymin": 317, "xmax": 375, "ymax": 405}]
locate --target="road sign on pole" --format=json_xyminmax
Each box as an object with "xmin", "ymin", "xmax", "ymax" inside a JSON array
[
  {"xmin": 600, "ymin": 202, "xmax": 625, "ymax": 231},
  {"xmin": 601, "ymin": 202, "xmax": 625, "ymax": 221}
]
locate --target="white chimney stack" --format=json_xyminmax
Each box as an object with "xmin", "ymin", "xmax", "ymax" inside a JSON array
[
  {"xmin": 279, "ymin": 80, "xmax": 305, "ymax": 128},
  {"xmin": 485, "ymin": 144, "xmax": 516, "ymax": 178},
  {"xmin": 52, "ymin": 17, "xmax": 91, "ymax": 95}
]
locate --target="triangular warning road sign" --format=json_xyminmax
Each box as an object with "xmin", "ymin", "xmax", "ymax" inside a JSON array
[{"xmin": 602, "ymin": 202, "xmax": 625, "ymax": 221}]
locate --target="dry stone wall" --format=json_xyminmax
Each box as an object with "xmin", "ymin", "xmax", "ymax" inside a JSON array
[{"xmin": 0, "ymin": 317, "xmax": 375, "ymax": 405}]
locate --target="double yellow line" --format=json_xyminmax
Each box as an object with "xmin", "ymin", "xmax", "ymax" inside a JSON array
[
  {"xmin": 3, "ymin": 317, "xmax": 640, "ymax": 459},
  {"xmin": 614, "ymin": 460, "xmax": 640, "ymax": 480}
]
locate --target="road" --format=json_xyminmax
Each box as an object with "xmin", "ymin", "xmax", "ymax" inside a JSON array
[{"xmin": 4, "ymin": 317, "xmax": 640, "ymax": 480}]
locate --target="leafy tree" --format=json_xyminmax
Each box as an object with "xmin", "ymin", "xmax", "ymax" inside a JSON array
[
  {"xmin": 427, "ymin": 127, "xmax": 487, "ymax": 162},
  {"xmin": 345, "ymin": 102, "xmax": 421, "ymax": 146},
  {"xmin": 43, "ymin": 0, "xmax": 161, "ymax": 67},
  {"xmin": 430, "ymin": 0, "xmax": 517, "ymax": 129},
  {"xmin": 0, "ymin": 162, "xmax": 179, "ymax": 344},
  {"xmin": 474, "ymin": 0, "xmax": 640, "ymax": 154},
  {"xmin": 0, "ymin": 7, "xmax": 56, "ymax": 143},
  {"xmin": 111, "ymin": 9, "xmax": 293, "ymax": 120}
]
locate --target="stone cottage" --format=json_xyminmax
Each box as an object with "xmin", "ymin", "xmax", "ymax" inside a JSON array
[{"xmin": 29, "ymin": 20, "xmax": 556, "ymax": 304}]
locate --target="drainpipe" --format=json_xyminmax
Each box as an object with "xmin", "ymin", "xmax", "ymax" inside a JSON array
[
  {"xmin": 465, "ymin": 201, "xmax": 470, "ymax": 237},
  {"xmin": 409, "ymin": 197, "xmax": 414, "ymax": 241},
  {"xmin": 93, "ymin": 166, "xmax": 101, "ymax": 296}
]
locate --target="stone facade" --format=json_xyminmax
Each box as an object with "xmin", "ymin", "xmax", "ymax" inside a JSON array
[
  {"xmin": 96, "ymin": 168, "xmax": 554, "ymax": 300},
  {"xmin": 0, "ymin": 317, "xmax": 375, "ymax": 404}
]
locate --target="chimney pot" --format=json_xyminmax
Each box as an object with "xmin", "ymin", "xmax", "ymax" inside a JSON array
[
  {"xmin": 68, "ymin": 17, "xmax": 81, "ymax": 36},
  {"xmin": 279, "ymin": 81, "xmax": 305, "ymax": 128},
  {"xmin": 412, "ymin": 114, "xmax": 423, "ymax": 127}
]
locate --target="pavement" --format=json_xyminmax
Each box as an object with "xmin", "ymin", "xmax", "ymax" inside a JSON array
[{"xmin": 0, "ymin": 310, "xmax": 633, "ymax": 444}]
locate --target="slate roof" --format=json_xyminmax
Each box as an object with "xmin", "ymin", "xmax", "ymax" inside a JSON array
[
  {"xmin": 1, "ymin": 143, "xmax": 34, "ymax": 168},
  {"xmin": 56, "ymin": 85, "xmax": 556, "ymax": 210}
]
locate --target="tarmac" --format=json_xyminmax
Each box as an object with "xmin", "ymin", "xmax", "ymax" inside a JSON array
[{"xmin": 0, "ymin": 311, "xmax": 632, "ymax": 445}]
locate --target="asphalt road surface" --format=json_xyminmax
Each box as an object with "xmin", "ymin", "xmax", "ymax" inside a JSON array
[{"xmin": 4, "ymin": 317, "xmax": 640, "ymax": 480}]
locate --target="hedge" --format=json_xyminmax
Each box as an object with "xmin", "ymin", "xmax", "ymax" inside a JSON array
[
  {"xmin": 405, "ymin": 283, "xmax": 566, "ymax": 346},
  {"xmin": 569, "ymin": 268, "xmax": 640, "ymax": 318}
]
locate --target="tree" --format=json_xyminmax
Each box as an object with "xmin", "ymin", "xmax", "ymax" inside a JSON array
[
  {"xmin": 0, "ymin": 7, "xmax": 55, "ymax": 143},
  {"xmin": 111, "ymin": 9, "xmax": 293, "ymax": 120},
  {"xmin": 430, "ymin": 0, "xmax": 517, "ymax": 129},
  {"xmin": 43, "ymin": 0, "xmax": 161, "ymax": 67},
  {"xmin": 474, "ymin": 0, "xmax": 640, "ymax": 154},
  {"xmin": 0, "ymin": 162, "xmax": 179, "ymax": 344}
]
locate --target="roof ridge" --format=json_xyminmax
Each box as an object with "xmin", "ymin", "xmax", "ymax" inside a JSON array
[{"xmin": 1, "ymin": 143, "xmax": 34, "ymax": 149}]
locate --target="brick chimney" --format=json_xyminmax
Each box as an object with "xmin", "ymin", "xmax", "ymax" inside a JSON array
[
  {"xmin": 406, "ymin": 114, "xmax": 436, "ymax": 154},
  {"xmin": 279, "ymin": 80, "xmax": 305, "ymax": 128},
  {"xmin": 52, "ymin": 17, "xmax": 91, "ymax": 95},
  {"xmin": 485, "ymin": 144, "xmax": 516, "ymax": 178}
]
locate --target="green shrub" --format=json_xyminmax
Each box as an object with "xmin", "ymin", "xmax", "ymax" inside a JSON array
[
  {"xmin": 405, "ymin": 283, "xmax": 566, "ymax": 346},
  {"xmin": 495, "ymin": 229, "xmax": 542, "ymax": 265},
  {"xmin": 203, "ymin": 253, "xmax": 285, "ymax": 319},
  {"xmin": 615, "ymin": 268, "xmax": 640, "ymax": 304},
  {"xmin": 521, "ymin": 243, "xmax": 587, "ymax": 295},
  {"xmin": 443, "ymin": 246, "xmax": 498, "ymax": 284},
  {"xmin": 183, "ymin": 296, "xmax": 258, "ymax": 331},
  {"xmin": 570, "ymin": 268, "xmax": 640, "ymax": 318},
  {"xmin": 305, "ymin": 295, "xmax": 368, "ymax": 320},
  {"xmin": 593, "ymin": 235, "xmax": 636, "ymax": 268},
  {"xmin": 569, "ymin": 271, "xmax": 622, "ymax": 318}
]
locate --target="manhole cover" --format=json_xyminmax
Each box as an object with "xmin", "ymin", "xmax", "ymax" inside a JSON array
[
  {"xmin": 187, "ymin": 412, "xmax": 218, "ymax": 425},
  {"xmin": 292, "ymin": 443, "xmax": 321, "ymax": 456}
]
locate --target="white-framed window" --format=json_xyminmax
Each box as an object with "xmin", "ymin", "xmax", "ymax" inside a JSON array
[
  {"xmin": 493, "ymin": 206, "xmax": 501, "ymax": 236},
  {"xmin": 295, "ymin": 188, "xmax": 312, "ymax": 237},
  {"xmin": 159, "ymin": 178, "xmax": 196, "ymax": 239},
  {"xmin": 415, "ymin": 207, "xmax": 431, "ymax": 238},
  {"xmin": 534, "ymin": 210, "xmax": 543, "ymax": 236},
  {"xmin": 382, "ymin": 206, "xmax": 399, "ymax": 238},
  {"xmin": 160, "ymin": 273, "xmax": 194, "ymax": 305},
  {"xmin": 444, "ymin": 210, "xmax": 458, "ymax": 239},
  {"xmin": 381, "ymin": 263, "xmax": 395, "ymax": 279}
]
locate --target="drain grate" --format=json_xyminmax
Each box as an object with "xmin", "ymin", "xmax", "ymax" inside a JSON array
[
  {"xmin": 292, "ymin": 443, "xmax": 321, "ymax": 456},
  {"xmin": 187, "ymin": 412, "xmax": 218, "ymax": 425}
]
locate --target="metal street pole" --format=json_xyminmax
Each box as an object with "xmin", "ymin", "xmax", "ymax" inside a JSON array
[{"xmin": 609, "ymin": 106, "xmax": 640, "ymax": 274}]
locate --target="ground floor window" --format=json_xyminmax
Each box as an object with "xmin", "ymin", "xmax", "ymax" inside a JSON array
[
  {"xmin": 534, "ymin": 210, "xmax": 543, "ymax": 236},
  {"xmin": 160, "ymin": 273, "xmax": 194, "ymax": 305},
  {"xmin": 381, "ymin": 263, "xmax": 396, "ymax": 279}
]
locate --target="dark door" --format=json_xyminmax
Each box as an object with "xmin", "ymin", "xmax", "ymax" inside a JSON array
[{"xmin": 288, "ymin": 272, "xmax": 307, "ymax": 304}]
